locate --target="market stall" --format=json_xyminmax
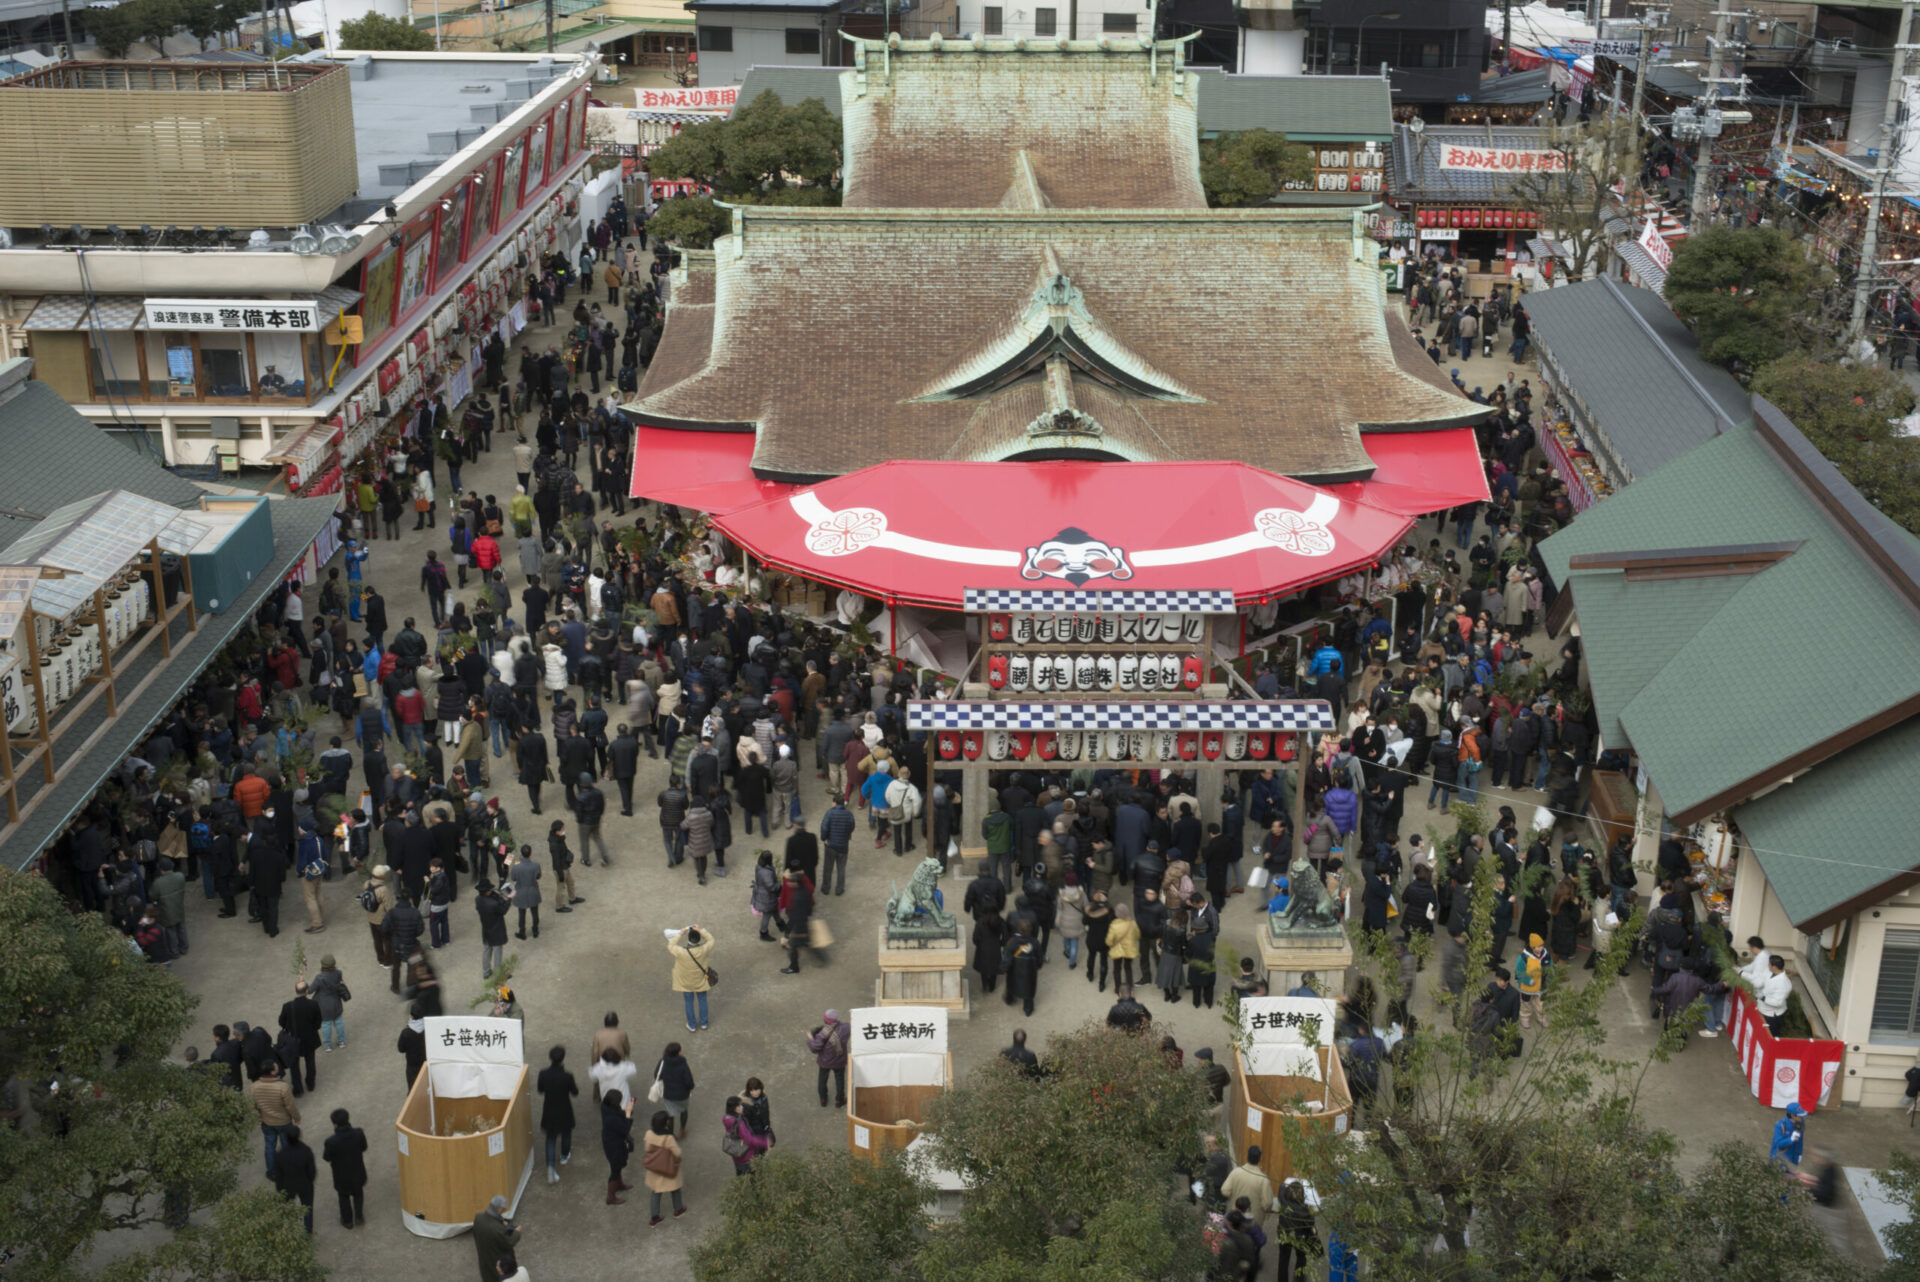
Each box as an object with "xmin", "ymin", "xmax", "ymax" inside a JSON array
[
  {"xmin": 1727, "ymin": 989, "xmax": 1845, "ymax": 1114},
  {"xmin": 1231, "ymin": 995, "xmax": 1354, "ymax": 1183},
  {"xmin": 395, "ymin": 1015, "xmax": 535, "ymax": 1238},
  {"xmin": 847, "ymin": 1006, "xmax": 951, "ymax": 1164}
]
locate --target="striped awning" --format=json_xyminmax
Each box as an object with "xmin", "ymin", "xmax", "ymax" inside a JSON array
[
  {"xmin": 1613, "ymin": 240, "xmax": 1668, "ymax": 294},
  {"xmin": 88, "ymin": 298, "xmax": 145, "ymax": 330},
  {"xmin": 21, "ymin": 295, "xmax": 91, "ymax": 330}
]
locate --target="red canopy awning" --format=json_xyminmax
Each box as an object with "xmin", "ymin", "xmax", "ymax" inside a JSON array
[
  {"xmin": 710, "ymin": 460, "xmax": 1414, "ymax": 608},
  {"xmin": 1330, "ymin": 428, "xmax": 1491, "ymax": 516},
  {"xmin": 629, "ymin": 426, "xmax": 796, "ymax": 515}
]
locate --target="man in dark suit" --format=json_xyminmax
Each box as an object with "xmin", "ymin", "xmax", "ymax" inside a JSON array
[
  {"xmin": 209, "ymin": 1023, "xmax": 244, "ymax": 1089},
  {"xmin": 246, "ymin": 812, "xmax": 290, "ymax": 938},
  {"xmin": 277, "ymin": 980, "xmax": 324, "ymax": 1093},
  {"xmin": 322, "ymin": 1107, "xmax": 369, "ymax": 1228}
]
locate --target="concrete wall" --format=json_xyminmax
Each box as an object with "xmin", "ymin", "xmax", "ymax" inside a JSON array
[
  {"xmin": 1241, "ymin": 26, "xmax": 1306, "ymax": 74},
  {"xmin": 694, "ymin": 9, "xmax": 833, "ymax": 84},
  {"xmin": 953, "ymin": 0, "xmax": 1151, "ymax": 41}
]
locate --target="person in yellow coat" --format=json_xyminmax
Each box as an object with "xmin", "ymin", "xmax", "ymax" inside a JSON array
[
  {"xmin": 641, "ymin": 1110, "xmax": 685, "ymax": 1226},
  {"xmin": 1106, "ymin": 902, "xmax": 1142, "ymax": 993}
]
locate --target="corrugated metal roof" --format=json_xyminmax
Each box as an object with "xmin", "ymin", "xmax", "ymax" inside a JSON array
[
  {"xmin": 0, "ymin": 381, "xmax": 206, "ymax": 556},
  {"xmin": 1521, "ymin": 276, "xmax": 1747, "ymax": 484},
  {"xmin": 1390, "ymin": 123, "xmax": 1558, "ymax": 203},
  {"xmin": 1539, "ymin": 424, "xmax": 1920, "ymax": 825},
  {"xmin": 1472, "ymin": 67, "xmax": 1553, "ymax": 104},
  {"xmin": 1739, "ymin": 715, "xmax": 1920, "ymax": 930},
  {"xmin": 0, "ymin": 495, "xmax": 342, "ymax": 869}
]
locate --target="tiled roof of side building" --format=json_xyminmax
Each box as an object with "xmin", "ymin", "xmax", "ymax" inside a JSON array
[
  {"xmin": 1737, "ymin": 714, "xmax": 1920, "ymax": 932},
  {"xmin": 1539, "ymin": 421, "xmax": 1920, "ymax": 824},
  {"xmin": 839, "ymin": 47, "xmax": 1207, "ymax": 210},
  {"xmin": 1390, "ymin": 124, "xmax": 1557, "ymax": 203},
  {"xmin": 632, "ymin": 206, "xmax": 1486, "ymax": 481},
  {"xmin": 1522, "ymin": 277, "xmax": 1748, "ymax": 483}
]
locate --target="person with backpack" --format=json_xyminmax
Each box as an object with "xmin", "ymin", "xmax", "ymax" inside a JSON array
[
  {"xmin": 419, "ymin": 553, "xmax": 451, "ymax": 629},
  {"xmin": 296, "ymin": 819, "xmax": 328, "ymax": 934}
]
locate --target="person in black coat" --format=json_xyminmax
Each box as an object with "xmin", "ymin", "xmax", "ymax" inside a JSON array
[
  {"xmin": 1003, "ymin": 929, "xmax": 1040, "ymax": 1017},
  {"xmin": 964, "ymin": 864, "xmax": 1006, "ymax": 922},
  {"xmin": 323, "ymin": 1108, "xmax": 369, "ymax": 1228},
  {"xmin": 397, "ymin": 1001, "xmax": 428, "ymax": 1088},
  {"xmin": 210, "ymin": 1023, "xmax": 244, "ymax": 1088},
  {"xmin": 246, "ymin": 817, "xmax": 290, "ymax": 938},
  {"xmin": 239, "ymin": 1020, "xmax": 274, "ymax": 1081},
  {"xmin": 277, "ymin": 982, "xmax": 324, "ymax": 1093},
  {"xmin": 972, "ymin": 910, "xmax": 1008, "ymax": 994},
  {"xmin": 274, "ymin": 1124, "xmax": 318, "ymax": 1232},
  {"xmin": 1362, "ymin": 869, "xmax": 1394, "ymax": 934},
  {"xmin": 783, "ymin": 828, "xmax": 819, "ymax": 885},
  {"xmin": 517, "ymin": 729, "xmax": 550, "ymax": 815},
  {"xmin": 600, "ymin": 1089, "xmax": 635, "ymax": 1204},
  {"xmin": 537, "ymin": 1045, "xmax": 578, "ymax": 1180},
  {"xmin": 1402, "ymin": 864, "xmax": 1438, "ymax": 943}
]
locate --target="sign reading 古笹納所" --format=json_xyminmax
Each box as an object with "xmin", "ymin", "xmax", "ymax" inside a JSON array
[{"xmin": 143, "ymin": 299, "xmax": 320, "ymax": 332}]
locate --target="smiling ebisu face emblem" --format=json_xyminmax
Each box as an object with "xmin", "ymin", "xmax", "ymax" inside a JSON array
[{"xmin": 1019, "ymin": 528, "xmax": 1134, "ymax": 586}]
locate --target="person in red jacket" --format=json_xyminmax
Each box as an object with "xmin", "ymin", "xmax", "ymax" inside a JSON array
[
  {"xmin": 471, "ymin": 532, "xmax": 503, "ymax": 573},
  {"xmin": 394, "ymin": 685, "xmax": 427, "ymax": 755}
]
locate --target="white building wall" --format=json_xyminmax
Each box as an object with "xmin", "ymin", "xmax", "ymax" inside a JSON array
[
  {"xmin": 1239, "ymin": 26, "xmax": 1305, "ymax": 75},
  {"xmin": 955, "ymin": 0, "xmax": 1149, "ymax": 41}
]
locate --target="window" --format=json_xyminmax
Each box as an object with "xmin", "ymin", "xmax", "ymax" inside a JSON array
[
  {"xmin": 1034, "ymin": 7, "xmax": 1056, "ymax": 35},
  {"xmin": 785, "ymin": 26, "xmax": 820, "ymax": 53},
  {"xmin": 1872, "ymin": 930, "xmax": 1920, "ymax": 1042},
  {"xmin": 698, "ymin": 25, "xmax": 732, "ymax": 51},
  {"xmin": 983, "ymin": 5, "xmax": 1002, "ymax": 33},
  {"xmin": 1102, "ymin": 11, "xmax": 1135, "ymax": 30}
]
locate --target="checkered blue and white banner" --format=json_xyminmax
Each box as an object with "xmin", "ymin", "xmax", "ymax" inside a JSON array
[
  {"xmin": 906, "ymin": 700, "xmax": 1334, "ymax": 732},
  {"xmin": 962, "ymin": 588, "xmax": 1236, "ymax": 614}
]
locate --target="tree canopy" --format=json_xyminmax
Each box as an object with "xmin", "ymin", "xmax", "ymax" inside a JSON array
[
  {"xmin": 690, "ymin": 1025, "xmax": 1213, "ymax": 1282},
  {"xmin": 337, "ymin": 11, "xmax": 433, "ymax": 50},
  {"xmin": 646, "ymin": 194, "xmax": 730, "ymax": 251},
  {"xmin": 1751, "ymin": 352, "xmax": 1920, "ymax": 535},
  {"xmin": 1283, "ymin": 827, "xmax": 1860, "ymax": 1282},
  {"xmin": 647, "ymin": 91, "xmax": 841, "ymax": 206},
  {"xmin": 0, "ymin": 871, "xmax": 318, "ymax": 1282},
  {"xmin": 1199, "ymin": 129, "xmax": 1314, "ymax": 207},
  {"xmin": 1665, "ymin": 224, "xmax": 1838, "ymax": 373}
]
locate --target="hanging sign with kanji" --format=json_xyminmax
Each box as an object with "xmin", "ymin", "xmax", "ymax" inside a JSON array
[{"xmin": 143, "ymin": 299, "xmax": 322, "ymax": 332}]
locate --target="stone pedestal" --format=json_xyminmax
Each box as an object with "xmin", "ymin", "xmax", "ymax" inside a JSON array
[
  {"xmin": 876, "ymin": 925, "xmax": 971, "ymax": 1019},
  {"xmin": 1258, "ymin": 929, "xmax": 1355, "ymax": 996}
]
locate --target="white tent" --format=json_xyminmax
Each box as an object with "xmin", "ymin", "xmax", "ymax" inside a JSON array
[{"xmin": 1486, "ymin": 2, "xmax": 1595, "ymax": 53}]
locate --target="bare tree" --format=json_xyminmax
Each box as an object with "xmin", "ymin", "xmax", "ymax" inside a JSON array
[{"xmin": 1511, "ymin": 114, "xmax": 1646, "ymax": 284}]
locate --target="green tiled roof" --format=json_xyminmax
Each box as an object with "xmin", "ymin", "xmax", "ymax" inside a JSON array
[
  {"xmin": 731, "ymin": 66, "xmax": 1396, "ymax": 141},
  {"xmin": 1738, "ymin": 715, "xmax": 1920, "ymax": 931},
  {"xmin": 1540, "ymin": 423, "xmax": 1920, "ymax": 823},
  {"xmin": 1565, "ymin": 571, "xmax": 1744, "ymax": 750},
  {"xmin": 0, "ymin": 379, "xmax": 205, "ymax": 555},
  {"xmin": 1190, "ymin": 70, "xmax": 1393, "ymax": 141}
]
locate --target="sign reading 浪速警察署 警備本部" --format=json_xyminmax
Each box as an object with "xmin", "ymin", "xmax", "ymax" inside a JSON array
[{"xmin": 143, "ymin": 300, "xmax": 321, "ymax": 332}]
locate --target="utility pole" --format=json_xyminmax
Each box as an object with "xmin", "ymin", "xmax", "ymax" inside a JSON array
[
  {"xmin": 58, "ymin": 0, "xmax": 73, "ymax": 56},
  {"xmin": 1630, "ymin": 8, "xmax": 1664, "ymax": 128},
  {"xmin": 1687, "ymin": 5, "xmax": 1735, "ymax": 226},
  {"xmin": 545, "ymin": 0, "xmax": 555, "ymax": 52},
  {"xmin": 1850, "ymin": 0, "xmax": 1917, "ymax": 338},
  {"xmin": 1502, "ymin": 0, "xmax": 1512, "ymax": 66}
]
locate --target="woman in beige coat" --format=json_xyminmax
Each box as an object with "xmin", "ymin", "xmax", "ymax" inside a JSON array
[{"xmin": 641, "ymin": 1110, "xmax": 684, "ymax": 1225}]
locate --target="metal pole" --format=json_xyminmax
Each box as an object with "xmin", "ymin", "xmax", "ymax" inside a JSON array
[
  {"xmin": 1850, "ymin": 0, "xmax": 1916, "ymax": 339},
  {"xmin": 545, "ymin": 0, "xmax": 555, "ymax": 53},
  {"xmin": 1687, "ymin": 5, "xmax": 1733, "ymax": 226},
  {"xmin": 432, "ymin": 0, "xmax": 441, "ymax": 50},
  {"xmin": 59, "ymin": 0, "xmax": 73, "ymax": 54},
  {"xmin": 1631, "ymin": 11, "xmax": 1662, "ymax": 127},
  {"xmin": 1502, "ymin": 0, "xmax": 1511, "ymax": 67}
]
